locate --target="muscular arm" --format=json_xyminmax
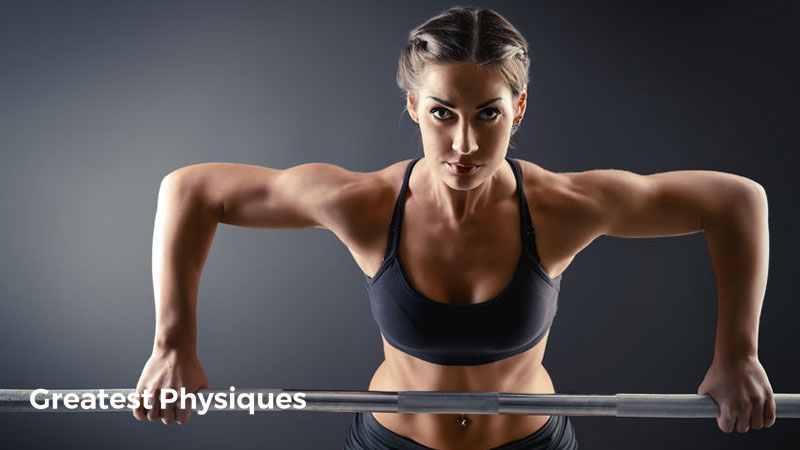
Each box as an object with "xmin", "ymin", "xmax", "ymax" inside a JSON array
[
  {"xmin": 151, "ymin": 162, "xmax": 354, "ymax": 350},
  {"xmin": 559, "ymin": 168, "xmax": 773, "ymax": 433},
  {"xmin": 566, "ymin": 169, "xmax": 769, "ymax": 354},
  {"xmin": 150, "ymin": 169, "xmax": 221, "ymax": 353},
  {"xmin": 136, "ymin": 161, "xmax": 380, "ymax": 424}
]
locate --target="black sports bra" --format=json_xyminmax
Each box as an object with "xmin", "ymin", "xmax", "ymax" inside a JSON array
[{"xmin": 364, "ymin": 157, "xmax": 562, "ymax": 366}]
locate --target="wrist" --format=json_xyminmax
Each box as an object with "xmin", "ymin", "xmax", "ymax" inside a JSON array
[
  {"xmin": 153, "ymin": 326, "xmax": 197, "ymax": 354},
  {"xmin": 713, "ymin": 344, "xmax": 758, "ymax": 363},
  {"xmin": 713, "ymin": 328, "xmax": 758, "ymax": 360}
]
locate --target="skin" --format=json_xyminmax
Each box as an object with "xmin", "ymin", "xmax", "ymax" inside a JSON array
[{"xmin": 133, "ymin": 61, "xmax": 775, "ymax": 446}]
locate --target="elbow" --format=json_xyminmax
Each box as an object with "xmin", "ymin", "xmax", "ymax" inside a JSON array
[
  {"xmin": 158, "ymin": 165, "xmax": 224, "ymax": 221},
  {"xmin": 746, "ymin": 179, "xmax": 767, "ymax": 204},
  {"xmin": 736, "ymin": 179, "xmax": 768, "ymax": 211},
  {"xmin": 702, "ymin": 177, "xmax": 767, "ymax": 232},
  {"xmin": 160, "ymin": 163, "xmax": 209, "ymax": 192},
  {"xmin": 723, "ymin": 178, "xmax": 768, "ymax": 227},
  {"xmin": 159, "ymin": 166, "xmax": 196, "ymax": 200}
]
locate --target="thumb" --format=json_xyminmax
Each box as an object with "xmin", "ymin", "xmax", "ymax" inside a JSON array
[{"xmin": 697, "ymin": 377, "xmax": 711, "ymax": 395}]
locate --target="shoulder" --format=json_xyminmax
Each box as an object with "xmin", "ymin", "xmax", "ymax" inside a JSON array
[
  {"xmin": 513, "ymin": 158, "xmax": 647, "ymax": 219},
  {"xmin": 311, "ymin": 159, "xmax": 413, "ymax": 251},
  {"xmin": 513, "ymin": 159, "xmax": 737, "ymax": 241},
  {"xmin": 315, "ymin": 159, "xmax": 410, "ymax": 219},
  {"xmin": 511, "ymin": 158, "xmax": 623, "ymax": 260},
  {"xmin": 511, "ymin": 159, "xmax": 589, "ymax": 216}
]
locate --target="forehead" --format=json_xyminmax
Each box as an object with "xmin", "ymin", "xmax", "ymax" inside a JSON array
[{"xmin": 418, "ymin": 62, "xmax": 511, "ymax": 104}]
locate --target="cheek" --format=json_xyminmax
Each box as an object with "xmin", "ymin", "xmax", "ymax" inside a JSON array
[
  {"xmin": 419, "ymin": 123, "xmax": 449, "ymax": 143},
  {"xmin": 482, "ymin": 124, "xmax": 511, "ymax": 143}
]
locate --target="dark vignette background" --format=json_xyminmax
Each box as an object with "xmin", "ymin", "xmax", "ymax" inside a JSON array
[{"xmin": 0, "ymin": 1, "xmax": 797, "ymax": 448}]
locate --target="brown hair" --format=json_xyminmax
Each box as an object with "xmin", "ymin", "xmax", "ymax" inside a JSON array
[{"xmin": 396, "ymin": 6, "xmax": 530, "ymax": 136}]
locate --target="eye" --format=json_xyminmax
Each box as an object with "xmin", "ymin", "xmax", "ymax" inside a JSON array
[
  {"xmin": 430, "ymin": 107, "xmax": 452, "ymax": 121},
  {"xmin": 479, "ymin": 108, "xmax": 501, "ymax": 121}
]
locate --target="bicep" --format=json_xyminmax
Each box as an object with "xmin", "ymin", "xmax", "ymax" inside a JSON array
[{"xmin": 568, "ymin": 169, "xmax": 764, "ymax": 239}]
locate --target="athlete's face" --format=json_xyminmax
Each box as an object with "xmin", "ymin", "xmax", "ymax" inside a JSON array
[{"xmin": 407, "ymin": 62, "xmax": 526, "ymax": 190}]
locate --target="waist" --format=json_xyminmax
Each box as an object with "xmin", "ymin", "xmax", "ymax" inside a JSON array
[
  {"xmin": 367, "ymin": 343, "xmax": 555, "ymax": 450},
  {"xmin": 371, "ymin": 334, "xmax": 551, "ymax": 391},
  {"xmin": 368, "ymin": 351, "xmax": 554, "ymax": 394}
]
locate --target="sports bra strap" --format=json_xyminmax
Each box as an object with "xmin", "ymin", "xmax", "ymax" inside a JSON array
[
  {"xmin": 382, "ymin": 157, "xmax": 540, "ymax": 263},
  {"xmin": 383, "ymin": 158, "xmax": 421, "ymax": 261},
  {"xmin": 507, "ymin": 157, "xmax": 542, "ymax": 263}
]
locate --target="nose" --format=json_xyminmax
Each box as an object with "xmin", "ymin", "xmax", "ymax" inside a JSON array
[{"xmin": 452, "ymin": 120, "xmax": 479, "ymax": 155}]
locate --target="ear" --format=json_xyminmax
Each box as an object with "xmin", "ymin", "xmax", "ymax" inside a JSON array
[
  {"xmin": 513, "ymin": 88, "xmax": 527, "ymax": 126},
  {"xmin": 406, "ymin": 92, "xmax": 420, "ymax": 123}
]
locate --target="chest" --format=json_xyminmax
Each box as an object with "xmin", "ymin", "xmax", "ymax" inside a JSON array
[{"xmin": 396, "ymin": 197, "xmax": 523, "ymax": 306}]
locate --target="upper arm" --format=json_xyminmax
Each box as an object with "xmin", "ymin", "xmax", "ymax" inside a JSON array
[
  {"xmin": 560, "ymin": 168, "xmax": 766, "ymax": 240},
  {"xmin": 163, "ymin": 162, "xmax": 386, "ymax": 232}
]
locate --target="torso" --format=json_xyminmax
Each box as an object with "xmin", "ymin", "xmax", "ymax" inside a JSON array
[
  {"xmin": 336, "ymin": 157, "xmax": 577, "ymax": 450},
  {"xmin": 368, "ymin": 336, "xmax": 555, "ymax": 450}
]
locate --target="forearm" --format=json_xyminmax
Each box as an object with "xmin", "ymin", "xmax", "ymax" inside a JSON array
[
  {"xmin": 151, "ymin": 168, "xmax": 222, "ymax": 353},
  {"xmin": 702, "ymin": 181, "xmax": 769, "ymax": 359}
]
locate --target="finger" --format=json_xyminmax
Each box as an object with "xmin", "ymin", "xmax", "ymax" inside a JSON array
[
  {"xmin": 735, "ymin": 417, "xmax": 750, "ymax": 434},
  {"xmin": 718, "ymin": 403, "xmax": 736, "ymax": 433},
  {"xmin": 132, "ymin": 389, "xmax": 146, "ymax": 421},
  {"xmin": 176, "ymin": 393, "xmax": 194, "ymax": 425},
  {"xmin": 161, "ymin": 402, "xmax": 176, "ymax": 425},
  {"xmin": 735, "ymin": 402, "xmax": 752, "ymax": 434},
  {"xmin": 147, "ymin": 388, "xmax": 161, "ymax": 422},
  {"xmin": 176, "ymin": 404, "xmax": 191, "ymax": 425},
  {"xmin": 178, "ymin": 379, "xmax": 209, "ymax": 424},
  {"xmin": 178, "ymin": 381, "xmax": 209, "ymax": 425},
  {"xmin": 750, "ymin": 394, "xmax": 765, "ymax": 430},
  {"xmin": 765, "ymin": 393, "xmax": 777, "ymax": 428}
]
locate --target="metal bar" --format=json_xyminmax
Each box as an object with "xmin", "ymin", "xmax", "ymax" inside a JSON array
[{"xmin": 1, "ymin": 389, "xmax": 798, "ymax": 418}]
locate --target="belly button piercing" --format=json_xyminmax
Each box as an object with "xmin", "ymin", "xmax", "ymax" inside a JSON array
[{"xmin": 456, "ymin": 413, "xmax": 469, "ymax": 427}]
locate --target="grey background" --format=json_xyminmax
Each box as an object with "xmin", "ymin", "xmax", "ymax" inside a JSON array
[{"xmin": 0, "ymin": 0, "xmax": 797, "ymax": 448}]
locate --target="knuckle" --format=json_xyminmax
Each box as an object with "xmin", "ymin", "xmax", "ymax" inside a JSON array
[
  {"xmin": 736, "ymin": 399, "xmax": 750, "ymax": 410},
  {"xmin": 766, "ymin": 409, "xmax": 777, "ymax": 421}
]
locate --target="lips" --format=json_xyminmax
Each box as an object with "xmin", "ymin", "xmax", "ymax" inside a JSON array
[{"xmin": 447, "ymin": 161, "xmax": 480, "ymax": 175}]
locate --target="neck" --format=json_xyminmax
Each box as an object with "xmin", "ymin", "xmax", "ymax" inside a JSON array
[{"xmin": 418, "ymin": 158, "xmax": 506, "ymax": 224}]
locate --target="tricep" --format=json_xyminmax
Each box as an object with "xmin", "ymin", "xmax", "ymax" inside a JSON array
[{"xmin": 162, "ymin": 162, "xmax": 364, "ymax": 231}]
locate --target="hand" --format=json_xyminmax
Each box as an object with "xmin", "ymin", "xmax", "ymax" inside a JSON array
[
  {"xmin": 132, "ymin": 347, "xmax": 210, "ymax": 425},
  {"xmin": 697, "ymin": 354, "xmax": 776, "ymax": 433}
]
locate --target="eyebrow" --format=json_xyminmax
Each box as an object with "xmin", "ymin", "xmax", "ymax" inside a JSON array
[{"xmin": 427, "ymin": 96, "xmax": 503, "ymax": 109}]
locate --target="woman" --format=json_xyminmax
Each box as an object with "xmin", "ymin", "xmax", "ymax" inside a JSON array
[{"xmin": 133, "ymin": 6, "xmax": 775, "ymax": 449}]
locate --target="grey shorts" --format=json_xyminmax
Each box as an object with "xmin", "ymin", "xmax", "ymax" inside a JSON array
[{"xmin": 343, "ymin": 412, "xmax": 578, "ymax": 450}]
